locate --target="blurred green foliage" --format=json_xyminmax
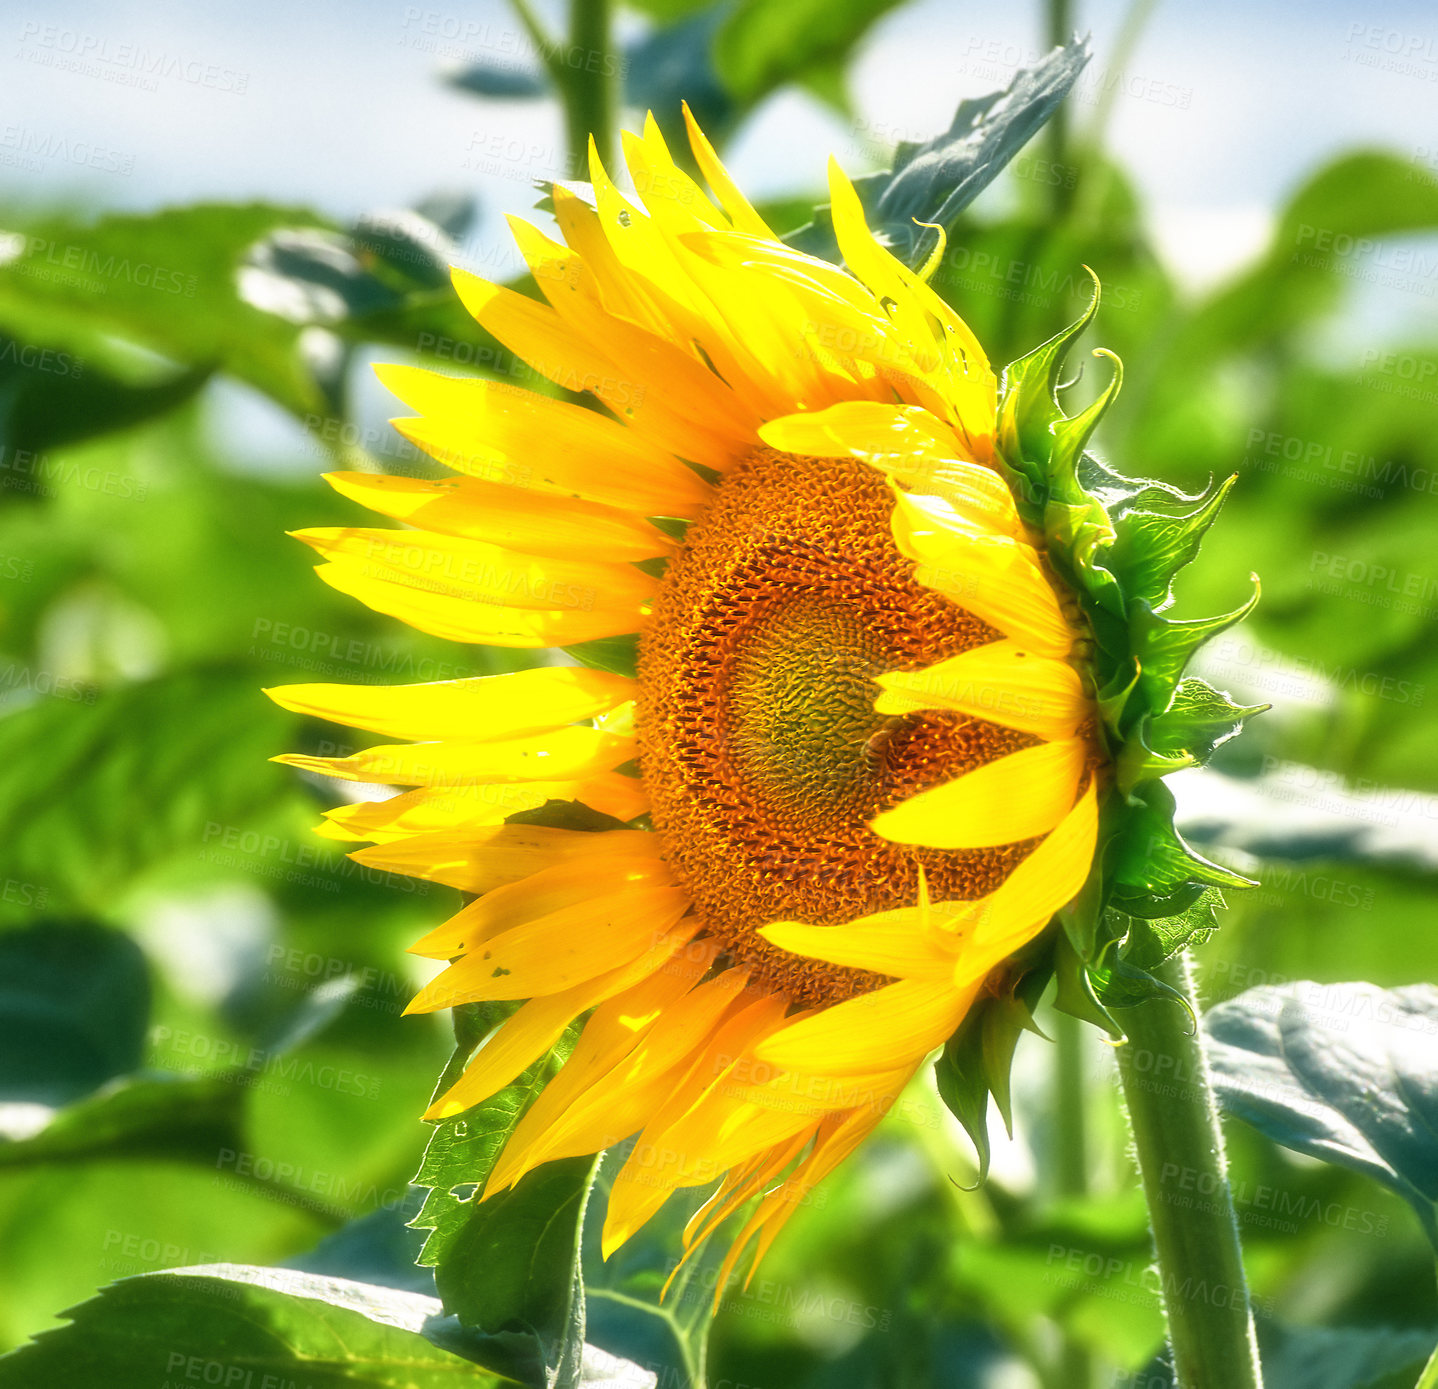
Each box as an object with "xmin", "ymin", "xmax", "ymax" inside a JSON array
[{"xmin": 1, "ymin": 0, "xmax": 1437, "ymax": 1386}]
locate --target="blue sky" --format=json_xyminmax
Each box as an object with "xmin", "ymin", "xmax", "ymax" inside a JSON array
[{"xmin": 3, "ymin": 0, "xmax": 1435, "ymax": 292}]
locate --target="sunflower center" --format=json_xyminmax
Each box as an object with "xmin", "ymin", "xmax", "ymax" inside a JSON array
[{"xmin": 637, "ymin": 449, "xmax": 1035, "ymax": 1009}]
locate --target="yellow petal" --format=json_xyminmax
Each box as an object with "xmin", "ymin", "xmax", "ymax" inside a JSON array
[
  {"xmin": 716, "ymin": 1103, "xmax": 887, "ymax": 1294},
  {"xmin": 323, "ymin": 471, "xmax": 671, "ymax": 563},
  {"xmin": 407, "ymin": 853, "xmax": 672, "ymax": 960},
  {"xmin": 826, "ymin": 161, "xmax": 995, "ymax": 435},
  {"xmin": 318, "ymin": 774, "xmax": 646, "ymax": 844},
  {"xmin": 274, "ymin": 724, "xmax": 634, "ymax": 787},
  {"xmin": 755, "ymin": 978, "xmax": 978, "ymax": 1076},
  {"xmin": 682, "ymin": 101, "xmax": 775, "ymax": 240},
  {"xmin": 425, "ymin": 934, "xmax": 707, "ymax": 1119},
  {"xmin": 489, "ymin": 966, "xmax": 746, "ymax": 1191},
  {"xmin": 953, "ymin": 781, "xmax": 1099, "ymax": 984},
  {"xmin": 875, "ymin": 639, "xmax": 1088, "ymax": 741},
  {"xmin": 406, "ymin": 885, "xmax": 692, "ymax": 1009},
  {"xmin": 623, "ymin": 117, "xmax": 726, "ymax": 232},
  {"xmin": 871, "ymin": 737, "xmax": 1087, "ymax": 849},
  {"xmin": 373, "ymin": 363, "xmax": 710, "ymax": 517},
  {"xmin": 451, "ymin": 267, "xmax": 751, "ymax": 471},
  {"xmin": 350, "ymin": 825, "xmax": 653, "ymax": 894},
  {"xmin": 908, "ymin": 466, "xmax": 1029, "ymax": 542},
  {"xmin": 312, "ymin": 562, "xmax": 644, "ymax": 648},
  {"xmin": 892, "ymin": 492, "xmax": 1073, "ymax": 656},
  {"xmin": 758, "ymin": 906, "xmax": 955, "ymax": 979},
  {"xmin": 265, "ymin": 666, "xmax": 635, "ymax": 742},
  {"xmin": 292, "ymin": 527, "xmax": 656, "ymax": 614},
  {"xmin": 759, "ymin": 401, "xmax": 966, "ymax": 464},
  {"xmin": 602, "ymin": 994, "xmax": 792, "ymax": 1253},
  {"xmin": 551, "ymin": 184, "xmax": 670, "ymax": 335}
]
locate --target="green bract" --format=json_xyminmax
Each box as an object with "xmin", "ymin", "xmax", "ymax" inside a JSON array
[{"xmin": 935, "ymin": 277, "xmax": 1265, "ymax": 1169}]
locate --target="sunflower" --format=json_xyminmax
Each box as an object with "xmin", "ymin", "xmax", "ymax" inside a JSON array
[{"xmin": 266, "ymin": 107, "xmax": 1101, "ymax": 1291}]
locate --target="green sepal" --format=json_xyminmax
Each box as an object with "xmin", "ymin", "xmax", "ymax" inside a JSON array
[
  {"xmin": 1109, "ymin": 880, "xmax": 1210, "ymax": 920},
  {"xmin": 1117, "ymin": 676, "xmax": 1267, "ymax": 794},
  {"xmin": 1109, "ymin": 781, "xmax": 1256, "ymax": 899},
  {"xmin": 995, "ymin": 272, "xmax": 1102, "ymax": 506},
  {"xmin": 562, "ymin": 633, "xmax": 640, "ymax": 679},
  {"xmin": 1051, "ymin": 936, "xmax": 1123, "ymax": 1039},
  {"xmin": 1095, "ymin": 658, "xmax": 1142, "ymax": 736},
  {"xmin": 1088, "ymin": 945, "xmax": 1193, "ymax": 1016},
  {"xmin": 933, "ymin": 963, "xmax": 1051, "ymax": 1180},
  {"xmin": 1107, "ymin": 475, "xmax": 1236, "ymax": 610},
  {"xmin": 1147, "ymin": 677, "xmax": 1269, "ymax": 764},
  {"xmin": 1120, "ymin": 891, "xmax": 1224, "ymax": 971},
  {"xmin": 1128, "ymin": 582, "xmax": 1260, "ymax": 714}
]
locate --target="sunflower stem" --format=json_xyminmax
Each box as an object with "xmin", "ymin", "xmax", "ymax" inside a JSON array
[
  {"xmin": 1114, "ymin": 951, "xmax": 1264, "ymax": 1389},
  {"xmin": 563, "ymin": 0, "xmax": 617, "ymax": 175},
  {"xmin": 1043, "ymin": 0, "xmax": 1073, "ymax": 218}
]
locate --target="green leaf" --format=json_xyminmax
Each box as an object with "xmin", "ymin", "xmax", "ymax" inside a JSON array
[
  {"xmin": 1206, "ymin": 981, "xmax": 1438, "ymax": 1248},
  {"xmin": 239, "ymin": 228, "xmax": 408, "ymax": 324},
  {"xmin": 1259, "ymin": 1323, "xmax": 1438, "ymax": 1389},
  {"xmin": 0, "ymin": 669, "xmax": 299, "ymax": 920},
  {"xmin": 1116, "ymin": 891, "xmax": 1223, "ymax": 974},
  {"xmin": 0, "ymin": 921, "xmax": 150, "ymax": 1104},
  {"xmin": 412, "ymin": 1014, "xmax": 592, "ymax": 1383},
  {"xmin": 714, "ymin": 0, "xmax": 902, "ymax": 107},
  {"xmin": 787, "ymin": 39, "xmax": 1091, "ymax": 267},
  {"xmin": 0, "ymin": 350, "xmax": 208, "ymax": 460},
  {"xmin": 625, "ymin": 11, "xmax": 736, "ymax": 152},
  {"xmin": 433, "ymin": 1157, "xmax": 596, "ymax": 1387},
  {"xmin": 0, "ymin": 1264, "xmax": 510, "ymax": 1387},
  {"xmin": 994, "ymin": 275, "xmax": 1103, "ymax": 511},
  {"xmin": 0, "ymin": 205, "xmax": 333, "ymax": 416},
  {"xmin": 0, "ymin": 1073, "xmax": 245, "ymax": 1170},
  {"xmin": 445, "ymin": 63, "xmax": 549, "ymax": 100}
]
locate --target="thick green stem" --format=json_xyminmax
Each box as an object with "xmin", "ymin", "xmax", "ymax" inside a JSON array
[
  {"xmin": 563, "ymin": 0, "xmax": 617, "ymax": 175},
  {"xmin": 1114, "ymin": 953, "xmax": 1264, "ymax": 1389},
  {"xmin": 1044, "ymin": 0, "xmax": 1073, "ymax": 218}
]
